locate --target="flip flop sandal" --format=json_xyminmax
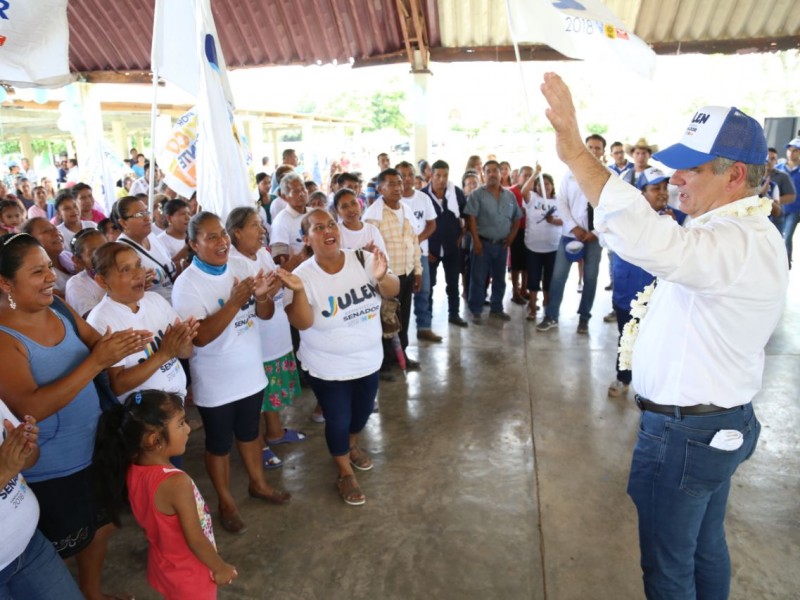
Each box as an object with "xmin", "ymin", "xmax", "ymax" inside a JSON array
[
  {"xmin": 262, "ymin": 446, "xmax": 283, "ymax": 470},
  {"xmin": 267, "ymin": 428, "xmax": 308, "ymax": 445},
  {"xmin": 349, "ymin": 446, "xmax": 373, "ymax": 471},
  {"xmin": 337, "ymin": 475, "xmax": 366, "ymax": 506}
]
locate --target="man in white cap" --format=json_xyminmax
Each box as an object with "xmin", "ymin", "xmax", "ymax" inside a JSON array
[
  {"xmin": 540, "ymin": 72, "xmax": 788, "ymax": 599},
  {"xmin": 775, "ymin": 137, "xmax": 800, "ymax": 268}
]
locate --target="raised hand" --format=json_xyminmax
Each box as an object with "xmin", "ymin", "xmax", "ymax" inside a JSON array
[
  {"xmin": 0, "ymin": 417, "xmax": 38, "ymax": 478},
  {"xmin": 159, "ymin": 318, "xmax": 198, "ymax": 360},
  {"xmin": 144, "ymin": 268, "xmax": 157, "ymax": 290},
  {"xmin": 371, "ymin": 248, "xmax": 389, "ymax": 282},
  {"xmin": 92, "ymin": 327, "xmax": 151, "ymax": 368},
  {"xmin": 275, "ymin": 268, "xmax": 305, "ymax": 293},
  {"xmin": 540, "ymin": 72, "xmax": 586, "ymax": 165},
  {"xmin": 253, "ymin": 269, "xmax": 280, "ymax": 300},
  {"xmin": 228, "ymin": 276, "xmax": 255, "ymax": 307},
  {"xmin": 262, "ymin": 271, "xmax": 282, "ymax": 299}
]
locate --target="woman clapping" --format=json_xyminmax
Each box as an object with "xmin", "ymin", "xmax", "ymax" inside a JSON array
[{"xmin": 283, "ymin": 209, "xmax": 399, "ymax": 506}]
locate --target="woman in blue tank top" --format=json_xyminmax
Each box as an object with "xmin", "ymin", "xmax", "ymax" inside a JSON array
[{"xmin": 0, "ymin": 232, "xmax": 148, "ymax": 600}]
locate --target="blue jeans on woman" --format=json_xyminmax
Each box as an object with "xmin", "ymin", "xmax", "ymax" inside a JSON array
[
  {"xmin": 627, "ymin": 403, "xmax": 760, "ymax": 600},
  {"xmin": 0, "ymin": 529, "xmax": 84, "ymax": 599},
  {"xmin": 544, "ymin": 237, "xmax": 602, "ymax": 321},
  {"xmin": 307, "ymin": 371, "xmax": 380, "ymax": 456}
]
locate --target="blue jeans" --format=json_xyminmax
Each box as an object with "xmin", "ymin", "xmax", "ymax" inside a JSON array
[
  {"xmin": 627, "ymin": 403, "xmax": 760, "ymax": 600},
  {"xmin": 0, "ymin": 529, "xmax": 84, "ymax": 600},
  {"xmin": 307, "ymin": 371, "xmax": 379, "ymax": 456},
  {"xmin": 468, "ymin": 240, "xmax": 507, "ymax": 315},
  {"xmin": 780, "ymin": 211, "xmax": 799, "ymax": 268},
  {"xmin": 545, "ymin": 237, "xmax": 601, "ymax": 321},
  {"xmin": 413, "ymin": 254, "xmax": 432, "ymax": 330}
]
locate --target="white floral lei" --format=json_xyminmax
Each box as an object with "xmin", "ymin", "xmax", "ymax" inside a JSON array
[
  {"xmin": 617, "ymin": 281, "xmax": 656, "ymax": 371},
  {"xmin": 616, "ymin": 195, "xmax": 772, "ymax": 371}
]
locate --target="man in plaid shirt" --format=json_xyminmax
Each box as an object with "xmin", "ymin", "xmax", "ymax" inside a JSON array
[{"xmin": 364, "ymin": 169, "xmax": 423, "ymax": 376}]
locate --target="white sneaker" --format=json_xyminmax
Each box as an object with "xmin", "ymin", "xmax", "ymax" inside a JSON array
[{"xmin": 607, "ymin": 380, "xmax": 630, "ymax": 397}]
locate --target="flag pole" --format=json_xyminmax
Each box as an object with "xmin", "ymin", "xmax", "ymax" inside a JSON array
[
  {"xmin": 505, "ymin": 0, "xmax": 545, "ymax": 193},
  {"xmin": 147, "ymin": 1, "xmax": 164, "ymax": 214}
]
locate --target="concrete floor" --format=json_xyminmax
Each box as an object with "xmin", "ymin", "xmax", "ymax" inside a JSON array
[{"xmin": 99, "ymin": 258, "xmax": 800, "ymax": 600}]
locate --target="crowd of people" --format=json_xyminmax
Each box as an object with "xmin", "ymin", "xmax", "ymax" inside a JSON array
[{"xmin": 0, "ymin": 112, "xmax": 796, "ymax": 598}]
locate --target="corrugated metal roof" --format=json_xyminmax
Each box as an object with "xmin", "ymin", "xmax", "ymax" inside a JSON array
[
  {"xmin": 62, "ymin": 0, "xmax": 800, "ymax": 78},
  {"xmin": 66, "ymin": 0, "xmax": 433, "ymax": 73},
  {"xmin": 436, "ymin": 0, "xmax": 800, "ymax": 57}
]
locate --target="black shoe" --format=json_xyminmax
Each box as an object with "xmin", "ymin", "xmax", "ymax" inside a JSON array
[
  {"xmin": 379, "ymin": 370, "xmax": 397, "ymax": 382},
  {"xmin": 405, "ymin": 358, "xmax": 421, "ymax": 370},
  {"xmin": 448, "ymin": 316, "xmax": 469, "ymax": 327},
  {"xmin": 604, "ymin": 284, "xmax": 613, "ymax": 291}
]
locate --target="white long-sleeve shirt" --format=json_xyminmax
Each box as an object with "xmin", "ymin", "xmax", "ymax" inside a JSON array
[
  {"xmin": 594, "ymin": 176, "xmax": 788, "ymax": 408},
  {"xmin": 557, "ymin": 170, "xmax": 591, "ymax": 234}
]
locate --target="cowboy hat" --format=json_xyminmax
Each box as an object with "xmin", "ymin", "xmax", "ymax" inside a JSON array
[{"xmin": 624, "ymin": 138, "xmax": 659, "ymax": 156}]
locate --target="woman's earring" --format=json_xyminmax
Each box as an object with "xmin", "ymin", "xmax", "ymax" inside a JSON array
[{"xmin": 7, "ymin": 293, "xmax": 16, "ymax": 310}]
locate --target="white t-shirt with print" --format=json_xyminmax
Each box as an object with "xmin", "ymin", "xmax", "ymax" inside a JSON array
[
  {"xmin": 524, "ymin": 192, "xmax": 562, "ymax": 253},
  {"xmin": 57, "ymin": 220, "xmax": 97, "ymax": 250},
  {"xmin": 285, "ymin": 250, "xmax": 383, "ymax": 380},
  {"xmin": 270, "ymin": 206, "xmax": 305, "ymax": 256},
  {"xmin": 338, "ymin": 222, "xmax": 387, "ymax": 254},
  {"xmin": 0, "ymin": 400, "xmax": 39, "ymax": 571},
  {"xmin": 229, "ymin": 246, "xmax": 293, "ymax": 362},
  {"xmin": 402, "ymin": 190, "xmax": 437, "ymax": 256},
  {"xmin": 87, "ymin": 292, "xmax": 187, "ymax": 400},
  {"xmin": 65, "ymin": 270, "xmax": 106, "ymax": 318},
  {"xmin": 172, "ymin": 257, "xmax": 267, "ymax": 407},
  {"xmin": 118, "ymin": 233, "xmax": 176, "ymax": 303}
]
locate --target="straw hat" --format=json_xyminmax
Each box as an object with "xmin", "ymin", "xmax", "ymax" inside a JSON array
[{"xmin": 624, "ymin": 138, "xmax": 659, "ymax": 156}]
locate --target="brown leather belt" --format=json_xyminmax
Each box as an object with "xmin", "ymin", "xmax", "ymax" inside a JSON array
[{"xmin": 635, "ymin": 395, "xmax": 735, "ymax": 416}]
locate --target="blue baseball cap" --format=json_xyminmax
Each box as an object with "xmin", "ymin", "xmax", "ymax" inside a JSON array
[
  {"xmin": 639, "ymin": 167, "xmax": 669, "ymax": 189},
  {"xmin": 653, "ymin": 106, "xmax": 767, "ymax": 169},
  {"xmin": 786, "ymin": 137, "xmax": 800, "ymax": 150}
]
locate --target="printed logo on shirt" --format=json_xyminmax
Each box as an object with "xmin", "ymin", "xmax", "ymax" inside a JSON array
[
  {"xmin": 0, "ymin": 474, "xmax": 27, "ymax": 509},
  {"xmin": 138, "ymin": 327, "xmax": 180, "ymax": 376},
  {"xmin": 321, "ymin": 283, "xmax": 381, "ymax": 324},
  {"xmin": 413, "ymin": 210, "xmax": 424, "ymax": 221}
]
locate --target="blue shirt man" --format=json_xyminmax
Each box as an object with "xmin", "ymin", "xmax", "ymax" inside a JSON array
[{"xmin": 463, "ymin": 160, "xmax": 522, "ymax": 322}]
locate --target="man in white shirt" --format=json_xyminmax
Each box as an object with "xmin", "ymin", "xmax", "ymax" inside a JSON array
[
  {"xmin": 541, "ymin": 73, "xmax": 787, "ymax": 600},
  {"xmin": 396, "ymin": 161, "xmax": 440, "ymax": 342},
  {"xmin": 270, "ymin": 173, "xmax": 308, "ymax": 268},
  {"xmin": 536, "ymin": 134, "xmax": 607, "ymax": 334}
]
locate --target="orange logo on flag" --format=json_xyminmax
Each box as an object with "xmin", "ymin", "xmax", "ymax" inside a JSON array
[
  {"xmin": 0, "ymin": 35, "xmax": 7, "ymax": 47},
  {"xmin": 616, "ymin": 28, "xmax": 629, "ymax": 40}
]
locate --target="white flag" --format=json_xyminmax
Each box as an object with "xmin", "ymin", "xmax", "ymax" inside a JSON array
[
  {"xmin": 193, "ymin": 0, "xmax": 251, "ymax": 218},
  {"xmin": 0, "ymin": 0, "xmax": 72, "ymax": 87},
  {"xmin": 506, "ymin": 0, "xmax": 656, "ymax": 79},
  {"xmin": 152, "ymin": 0, "xmax": 200, "ymax": 96}
]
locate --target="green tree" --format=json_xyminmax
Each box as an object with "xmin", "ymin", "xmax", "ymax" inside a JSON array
[{"xmin": 366, "ymin": 91, "xmax": 410, "ymax": 136}]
